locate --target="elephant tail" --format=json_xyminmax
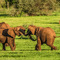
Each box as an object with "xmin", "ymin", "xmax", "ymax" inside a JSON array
[{"xmin": 54, "ymin": 36, "xmax": 60, "ymax": 38}]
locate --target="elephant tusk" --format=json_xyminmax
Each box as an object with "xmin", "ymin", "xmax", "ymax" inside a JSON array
[{"xmin": 19, "ymin": 32, "xmax": 23, "ymax": 35}]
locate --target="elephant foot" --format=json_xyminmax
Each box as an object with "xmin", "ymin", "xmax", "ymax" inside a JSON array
[
  {"xmin": 14, "ymin": 46, "xmax": 16, "ymax": 50},
  {"xmin": 51, "ymin": 47, "xmax": 57, "ymax": 50},
  {"xmin": 35, "ymin": 48, "xmax": 41, "ymax": 51},
  {"xmin": 11, "ymin": 49, "xmax": 14, "ymax": 51},
  {"xmin": 2, "ymin": 49, "xmax": 6, "ymax": 51},
  {"xmin": 35, "ymin": 45, "xmax": 41, "ymax": 51},
  {"xmin": 11, "ymin": 47, "xmax": 15, "ymax": 51},
  {"xmin": 36, "ymin": 48, "xmax": 41, "ymax": 51},
  {"xmin": 5, "ymin": 43, "xmax": 9, "ymax": 46},
  {"xmin": 54, "ymin": 47, "xmax": 57, "ymax": 50}
]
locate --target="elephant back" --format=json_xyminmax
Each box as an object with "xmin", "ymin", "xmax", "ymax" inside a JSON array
[
  {"xmin": 42, "ymin": 27, "xmax": 56, "ymax": 38},
  {"xmin": 0, "ymin": 22, "xmax": 11, "ymax": 29}
]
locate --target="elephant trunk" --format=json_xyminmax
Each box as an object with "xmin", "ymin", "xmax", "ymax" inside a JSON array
[
  {"xmin": 19, "ymin": 29, "xmax": 25, "ymax": 35},
  {"xmin": 25, "ymin": 33, "xmax": 29, "ymax": 36}
]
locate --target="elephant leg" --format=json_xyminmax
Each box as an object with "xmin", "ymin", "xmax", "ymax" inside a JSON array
[
  {"xmin": 8, "ymin": 40, "xmax": 14, "ymax": 51},
  {"xmin": 36, "ymin": 36, "xmax": 41, "ymax": 51},
  {"xmin": 7, "ymin": 37, "xmax": 15, "ymax": 51},
  {"xmin": 2, "ymin": 43, "xmax": 6, "ymax": 51},
  {"xmin": 51, "ymin": 38, "xmax": 57, "ymax": 50},
  {"xmin": 51, "ymin": 40, "xmax": 54, "ymax": 50},
  {"xmin": 13, "ymin": 43, "xmax": 16, "ymax": 50},
  {"xmin": 9, "ymin": 43, "xmax": 14, "ymax": 51},
  {"xmin": 46, "ymin": 38, "xmax": 57, "ymax": 50},
  {"xmin": 13, "ymin": 39, "xmax": 16, "ymax": 50},
  {"xmin": 47, "ymin": 44, "xmax": 57, "ymax": 50}
]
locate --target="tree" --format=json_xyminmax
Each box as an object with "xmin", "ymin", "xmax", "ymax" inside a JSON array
[{"xmin": 0, "ymin": 0, "xmax": 5, "ymax": 8}]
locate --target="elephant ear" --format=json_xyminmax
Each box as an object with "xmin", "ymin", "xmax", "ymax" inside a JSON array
[
  {"xmin": 28, "ymin": 25, "xmax": 36, "ymax": 35},
  {"xmin": 7, "ymin": 29, "xmax": 15, "ymax": 38},
  {"xmin": 35, "ymin": 27, "xmax": 40, "ymax": 36},
  {"xmin": 36, "ymin": 27, "xmax": 44, "ymax": 36}
]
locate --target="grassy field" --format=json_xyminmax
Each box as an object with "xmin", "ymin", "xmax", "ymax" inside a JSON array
[{"xmin": 0, "ymin": 16, "xmax": 60, "ymax": 60}]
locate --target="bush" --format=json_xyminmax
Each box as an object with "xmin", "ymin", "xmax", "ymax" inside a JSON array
[{"xmin": 0, "ymin": 0, "xmax": 60, "ymax": 16}]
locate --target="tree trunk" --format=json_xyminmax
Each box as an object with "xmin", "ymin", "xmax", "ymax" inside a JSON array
[{"xmin": 6, "ymin": 1, "xmax": 9, "ymax": 9}]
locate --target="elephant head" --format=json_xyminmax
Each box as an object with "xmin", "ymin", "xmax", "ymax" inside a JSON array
[
  {"xmin": 12, "ymin": 26, "xmax": 25, "ymax": 36},
  {"xmin": 26, "ymin": 25, "xmax": 37, "ymax": 36},
  {"xmin": 25, "ymin": 25, "xmax": 37, "ymax": 41}
]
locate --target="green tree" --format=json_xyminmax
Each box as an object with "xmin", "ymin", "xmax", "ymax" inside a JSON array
[{"xmin": 0, "ymin": 0, "xmax": 5, "ymax": 8}]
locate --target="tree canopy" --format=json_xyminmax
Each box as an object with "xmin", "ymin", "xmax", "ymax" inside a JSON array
[{"xmin": 0, "ymin": 0, "xmax": 60, "ymax": 16}]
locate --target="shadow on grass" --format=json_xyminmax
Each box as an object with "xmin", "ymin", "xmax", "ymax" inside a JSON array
[
  {"xmin": 0, "ymin": 14, "xmax": 9, "ymax": 17},
  {"xmin": 15, "ymin": 37, "xmax": 37, "ymax": 41},
  {"xmin": 15, "ymin": 37, "xmax": 29, "ymax": 39},
  {"xmin": 0, "ymin": 55, "xmax": 27, "ymax": 57},
  {"xmin": 49, "ymin": 22, "xmax": 59, "ymax": 24},
  {"xmin": 43, "ymin": 22, "xmax": 59, "ymax": 24},
  {"xmin": 20, "ymin": 49, "xmax": 51, "ymax": 51},
  {"xmin": 57, "ymin": 52, "xmax": 60, "ymax": 55},
  {"xmin": 0, "ymin": 49, "xmax": 58, "ymax": 52}
]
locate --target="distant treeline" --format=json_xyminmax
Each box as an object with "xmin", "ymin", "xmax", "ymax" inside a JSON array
[{"xmin": 0, "ymin": 0, "xmax": 60, "ymax": 16}]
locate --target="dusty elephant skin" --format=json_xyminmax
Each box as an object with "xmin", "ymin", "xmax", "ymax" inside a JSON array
[
  {"xmin": 0, "ymin": 28, "xmax": 22, "ymax": 51},
  {"xmin": 0, "ymin": 22, "xmax": 26, "ymax": 46},
  {"xmin": 0, "ymin": 22, "xmax": 11, "ymax": 29},
  {"xmin": 0, "ymin": 22, "xmax": 26, "ymax": 36},
  {"xmin": 26, "ymin": 25, "xmax": 60, "ymax": 51},
  {"xmin": 0, "ymin": 22, "xmax": 12, "ymax": 46},
  {"xmin": 0, "ymin": 22, "xmax": 25, "ymax": 34},
  {"xmin": 35, "ymin": 27, "xmax": 57, "ymax": 51}
]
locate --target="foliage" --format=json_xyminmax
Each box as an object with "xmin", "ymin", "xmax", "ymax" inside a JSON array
[
  {"xmin": 0, "ymin": 0, "xmax": 60, "ymax": 16},
  {"xmin": 0, "ymin": 0, "xmax": 5, "ymax": 8}
]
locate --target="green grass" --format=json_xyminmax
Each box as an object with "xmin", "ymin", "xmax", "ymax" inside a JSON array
[{"xmin": 0, "ymin": 16, "xmax": 60, "ymax": 60}]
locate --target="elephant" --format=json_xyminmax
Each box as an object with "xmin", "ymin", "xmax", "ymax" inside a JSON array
[
  {"xmin": 26, "ymin": 25, "xmax": 60, "ymax": 50},
  {"xmin": 0, "ymin": 22, "xmax": 11, "ymax": 29},
  {"xmin": 0, "ymin": 27, "xmax": 25, "ymax": 51},
  {"xmin": 0, "ymin": 22, "xmax": 26, "ymax": 46}
]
